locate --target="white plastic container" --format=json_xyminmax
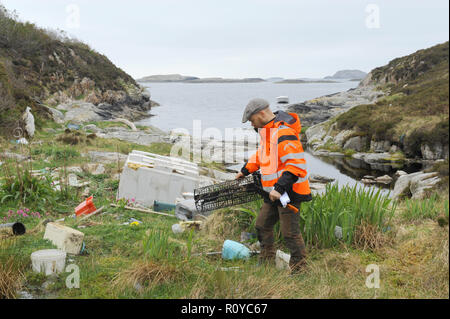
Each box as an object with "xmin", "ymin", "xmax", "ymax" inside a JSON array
[
  {"xmin": 31, "ymin": 249, "xmax": 67, "ymax": 276},
  {"xmin": 275, "ymin": 249, "xmax": 291, "ymax": 270}
]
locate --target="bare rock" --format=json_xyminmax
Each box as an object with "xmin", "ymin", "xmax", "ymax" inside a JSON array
[
  {"xmin": 309, "ymin": 174, "xmax": 335, "ymax": 183},
  {"xmin": 410, "ymin": 172, "xmax": 440, "ymax": 199},
  {"xmin": 86, "ymin": 151, "xmax": 127, "ymax": 163},
  {"xmin": 370, "ymin": 140, "xmax": 391, "ymax": 153},
  {"xmin": 110, "ymin": 118, "xmax": 137, "ymax": 131},
  {"xmin": 392, "ymin": 171, "xmax": 441, "ymax": 199},
  {"xmin": 421, "ymin": 143, "xmax": 449, "ymax": 160},
  {"xmin": 375, "ymin": 174, "xmax": 393, "ymax": 184},
  {"xmin": 333, "ymin": 130, "xmax": 354, "ymax": 148},
  {"xmin": 343, "ymin": 136, "xmax": 368, "ymax": 152},
  {"xmin": 58, "ymin": 101, "xmax": 104, "ymax": 124},
  {"xmin": 83, "ymin": 124, "xmax": 100, "ymax": 133},
  {"xmin": 42, "ymin": 105, "xmax": 65, "ymax": 124},
  {"xmin": 95, "ymin": 127, "xmax": 164, "ymax": 146},
  {"xmin": 305, "ymin": 122, "xmax": 328, "ymax": 146}
]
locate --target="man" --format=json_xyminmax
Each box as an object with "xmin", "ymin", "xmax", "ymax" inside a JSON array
[{"xmin": 235, "ymin": 98, "xmax": 312, "ymax": 274}]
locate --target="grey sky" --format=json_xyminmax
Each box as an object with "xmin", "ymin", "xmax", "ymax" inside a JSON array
[{"xmin": 1, "ymin": 0, "xmax": 449, "ymax": 79}]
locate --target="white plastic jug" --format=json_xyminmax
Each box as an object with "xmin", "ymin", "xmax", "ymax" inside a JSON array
[{"xmin": 31, "ymin": 249, "xmax": 66, "ymax": 276}]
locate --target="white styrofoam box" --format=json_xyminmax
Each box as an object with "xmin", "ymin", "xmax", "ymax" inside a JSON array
[
  {"xmin": 43, "ymin": 222, "xmax": 85, "ymax": 255},
  {"xmin": 31, "ymin": 249, "xmax": 66, "ymax": 275},
  {"xmin": 118, "ymin": 151, "xmax": 200, "ymax": 206},
  {"xmin": 126, "ymin": 152, "xmax": 198, "ymax": 178},
  {"xmin": 118, "ymin": 165, "xmax": 200, "ymax": 206},
  {"xmin": 131, "ymin": 150, "xmax": 196, "ymax": 167},
  {"xmin": 130, "ymin": 150, "xmax": 198, "ymax": 170}
]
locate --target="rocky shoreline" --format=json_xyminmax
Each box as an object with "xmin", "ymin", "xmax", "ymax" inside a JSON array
[
  {"xmin": 38, "ymin": 77, "xmax": 158, "ymax": 125},
  {"xmin": 287, "ymin": 84, "xmax": 384, "ymax": 127}
]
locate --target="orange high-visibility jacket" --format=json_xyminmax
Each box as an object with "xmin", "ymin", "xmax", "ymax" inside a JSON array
[{"xmin": 241, "ymin": 110, "xmax": 312, "ymax": 203}]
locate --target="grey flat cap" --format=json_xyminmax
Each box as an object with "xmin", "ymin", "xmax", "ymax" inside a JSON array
[{"xmin": 242, "ymin": 98, "xmax": 270, "ymax": 123}]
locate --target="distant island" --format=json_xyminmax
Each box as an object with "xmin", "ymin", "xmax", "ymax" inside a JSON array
[
  {"xmin": 136, "ymin": 72, "xmax": 367, "ymax": 83},
  {"xmin": 275, "ymin": 79, "xmax": 338, "ymax": 84},
  {"xmin": 136, "ymin": 74, "xmax": 199, "ymax": 82},
  {"xmin": 265, "ymin": 77, "xmax": 284, "ymax": 82},
  {"xmin": 136, "ymin": 74, "xmax": 265, "ymax": 83},
  {"xmin": 324, "ymin": 69, "xmax": 367, "ymax": 80}
]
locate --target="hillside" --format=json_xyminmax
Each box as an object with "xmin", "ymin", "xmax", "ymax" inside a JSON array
[
  {"xmin": 0, "ymin": 6, "xmax": 153, "ymax": 137},
  {"xmin": 305, "ymin": 42, "xmax": 449, "ymax": 161}
]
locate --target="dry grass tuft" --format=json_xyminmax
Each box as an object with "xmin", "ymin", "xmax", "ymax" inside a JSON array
[
  {"xmin": 420, "ymin": 226, "xmax": 449, "ymax": 295},
  {"xmin": 187, "ymin": 265, "xmax": 299, "ymax": 299},
  {"xmin": 112, "ymin": 261, "xmax": 181, "ymax": 293},
  {"xmin": 0, "ymin": 257, "xmax": 24, "ymax": 299},
  {"xmin": 56, "ymin": 130, "xmax": 91, "ymax": 145},
  {"xmin": 200, "ymin": 209, "xmax": 244, "ymax": 243},
  {"xmin": 378, "ymin": 220, "xmax": 449, "ymax": 297},
  {"xmin": 353, "ymin": 221, "xmax": 393, "ymax": 251}
]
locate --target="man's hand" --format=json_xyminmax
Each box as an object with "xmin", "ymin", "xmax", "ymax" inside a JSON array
[
  {"xmin": 235, "ymin": 172, "xmax": 245, "ymax": 179},
  {"xmin": 269, "ymin": 189, "xmax": 281, "ymax": 202}
]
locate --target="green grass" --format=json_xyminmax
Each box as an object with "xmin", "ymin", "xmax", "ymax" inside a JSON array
[
  {"xmin": 0, "ymin": 120, "xmax": 448, "ymax": 299},
  {"xmin": 401, "ymin": 194, "xmax": 448, "ymax": 221},
  {"xmin": 1, "ymin": 188, "xmax": 448, "ymax": 299}
]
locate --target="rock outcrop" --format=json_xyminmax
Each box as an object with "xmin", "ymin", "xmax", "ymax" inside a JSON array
[
  {"xmin": 392, "ymin": 171, "xmax": 441, "ymax": 200},
  {"xmin": 288, "ymin": 85, "xmax": 384, "ymax": 127},
  {"xmin": 301, "ymin": 42, "xmax": 449, "ymax": 163},
  {"xmin": 0, "ymin": 7, "xmax": 157, "ymax": 136}
]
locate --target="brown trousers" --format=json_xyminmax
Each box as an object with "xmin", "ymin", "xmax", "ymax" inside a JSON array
[{"xmin": 255, "ymin": 201, "xmax": 307, "ymax": 270}]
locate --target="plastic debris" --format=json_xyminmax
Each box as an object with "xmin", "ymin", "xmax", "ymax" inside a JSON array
[
  {"xmin": 75, "ymin": 196, "xmax": 97, "ymax": 217},
  {"xmin": 129, "ymin": 218, "xmax": 142, "ymax": 224},
  {"xmin": 334, "ymin": 225, "xmax": 343, "ymax": 239},
  {"xmin": 222, "ymin": 240, "xmax": 250, "ymax": 260},
  {"xmin": 43, "ymin": 222, "xmax": 85, "ymax": 254},
  {"xmin": 31, "ymin": 249, "xmax": 66, "ymax": 275},
  {"xmin": 172, "ymin": 223, "xmax": 184, "ymax": 234},
  {"xmin": 67, "ymin": 123, "xmax": 80, "ymax": 130},
  {"xmin": 0, "ymin": 222, "xmax": 26, "ymax": 236},
  {"xmin": 154, "ymin": 200, "xmax": 176, "ymax": 212},
  {"xmin": 17, "ymin": 137, "xmax": 29, "ymax": 145},
  {"xmin": 175, "ymin": 198, "xmax": 210, "ymax": 221},
  {"xmin": 275, "ymin": 250, "xmax": 291, "ymax": 270},
  {"xmin": 240, "ymin": 232, "xmax": 256, "ymax": 242},
  {"xmin": 172, "ymin": 220, "xmax": 202, "ymax": 234}
]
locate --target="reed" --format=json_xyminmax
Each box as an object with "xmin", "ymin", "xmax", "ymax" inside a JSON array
[{"xmin": 299, "ymin": 183, "xmax": 395, "ymax": 248}]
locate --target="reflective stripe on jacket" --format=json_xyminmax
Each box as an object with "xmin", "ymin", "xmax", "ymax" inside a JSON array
[{"xmin": 243, "ymin": 110, "xmax": 312, "ymax": 202}]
